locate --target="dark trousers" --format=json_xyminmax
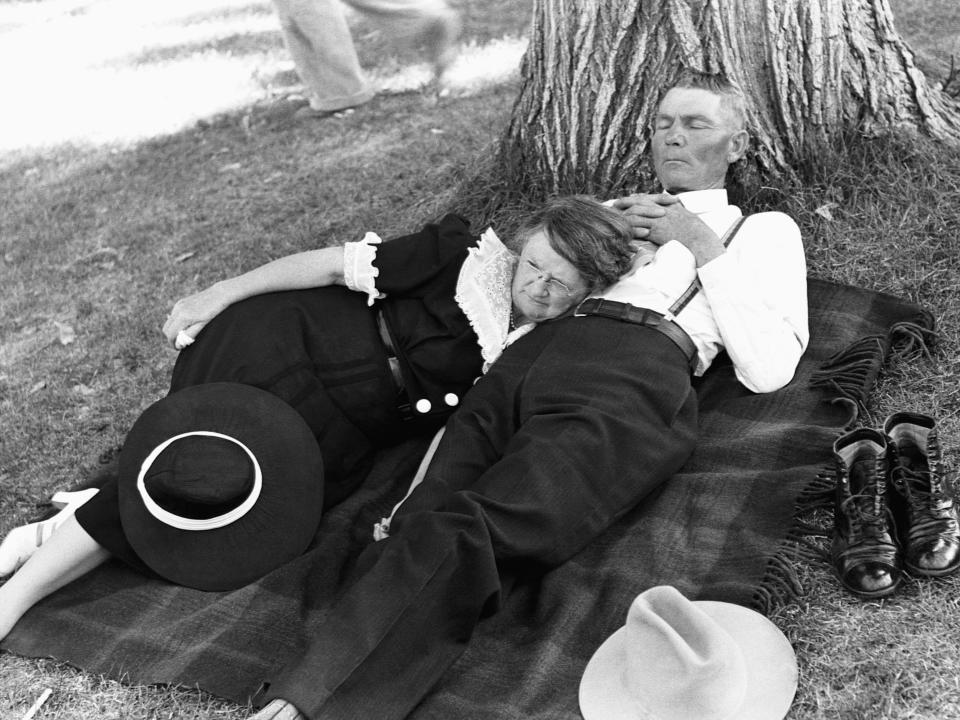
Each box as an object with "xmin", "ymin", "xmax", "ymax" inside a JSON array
[{"xmin": 265, "ymin": 315, "xmax": 699, "ymax": 720}]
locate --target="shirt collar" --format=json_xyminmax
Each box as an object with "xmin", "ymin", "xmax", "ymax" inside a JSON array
[{"xmin": 675, "ymin": 189, "xmax": 728, "ymax": 215}]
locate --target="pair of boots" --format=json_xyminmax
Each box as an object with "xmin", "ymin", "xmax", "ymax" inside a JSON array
[{"xmin": 831, "ymin": 412, "xmax": 960, "ymax": 599}]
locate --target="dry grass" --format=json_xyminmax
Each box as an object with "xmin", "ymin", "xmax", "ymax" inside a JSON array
[{"xmin": 1, "ymin": 0, "xmax": 959, "ymax": 718}]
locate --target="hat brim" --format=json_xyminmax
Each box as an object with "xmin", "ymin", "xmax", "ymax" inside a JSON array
[
  {"xmin": 118, "ymin": 383, "xmax": 324, "ymax": 592},
  {"xmin": 579, "ymin": 599, "xmax": 797, "ymax": 720}
]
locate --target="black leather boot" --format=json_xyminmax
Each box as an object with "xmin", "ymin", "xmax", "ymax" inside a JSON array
[
  {"xmin": 884, "ymin": 412, "xmax": 960, "ymax": 577},
  {"xmin": 831, "ymin": 427, "xmax": 901, "ymax": 598}
]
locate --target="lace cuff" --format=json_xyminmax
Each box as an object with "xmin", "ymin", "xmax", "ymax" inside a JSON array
[{"xmin": 343, "ymin": 232, "xmax": 384, "ymax": 306}]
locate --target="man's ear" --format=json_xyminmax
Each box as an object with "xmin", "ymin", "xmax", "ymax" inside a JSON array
[{"xmin": 727, "ymin": 129, "xmax": 749, "ymax": 163}]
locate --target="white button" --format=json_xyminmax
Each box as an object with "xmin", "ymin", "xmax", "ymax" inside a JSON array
[
  {"xmin": 444, "ymin": 393, "xmax": 459, "ymax": 407},
  {"xmin": 415, "ymin": 398, "xmax": 432, "ymax": 414}
]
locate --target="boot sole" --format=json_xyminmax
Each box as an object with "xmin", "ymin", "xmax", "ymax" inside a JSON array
[
  {"xmin": 904, "ymin": 559, "xmax": 960, "ymax": 578},
  {"xmin": 834, "ymin": 571, "xmax": 901, "ymax": 599}
]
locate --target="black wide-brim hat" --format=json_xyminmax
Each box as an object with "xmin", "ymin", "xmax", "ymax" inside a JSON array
[{"xmin": 118, "ymin": 382, "xmax": 324, "ymax": 592}]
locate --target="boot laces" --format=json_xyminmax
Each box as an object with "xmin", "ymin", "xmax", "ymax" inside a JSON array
[
  {"xmin": 896, "ymin": 465, "xmax": 959, "ymax": 542},
  {"xmin": 838, "ymin": 491, "xmax": 897, "ymax": 562}
]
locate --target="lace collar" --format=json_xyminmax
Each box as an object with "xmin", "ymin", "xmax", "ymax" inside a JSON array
[{"xmin": 454, "ymin": 228, "xmax": 534, "ymax": 372}]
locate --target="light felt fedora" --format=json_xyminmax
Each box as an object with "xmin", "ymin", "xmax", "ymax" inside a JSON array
[
  {"xmin": 579, "ymin": 585, "xmax": 797, "ymax": 720},
  {"xmin": 118, "ymin": 382, "xmax": 324, "ymax": 592}
]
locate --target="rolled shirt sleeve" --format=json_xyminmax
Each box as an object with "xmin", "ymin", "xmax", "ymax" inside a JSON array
[{"xmin": 696, "ymin": 211, "xmax": 809, "ymax": 393}]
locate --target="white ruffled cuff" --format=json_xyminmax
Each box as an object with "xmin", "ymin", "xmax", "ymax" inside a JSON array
[{"xmin": 343, "ymin": 232, "xmax": 384, "ymax": 306}]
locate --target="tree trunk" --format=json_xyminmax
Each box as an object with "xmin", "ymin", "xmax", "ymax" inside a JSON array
[{"xmin": 502, "ymin": 0, "xmax": 960, "ymax": 195}]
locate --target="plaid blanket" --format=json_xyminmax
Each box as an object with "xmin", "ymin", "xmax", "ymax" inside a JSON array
[{"xmin": 1, "ymin": 278, "xmax": 932, "ymax": 719}]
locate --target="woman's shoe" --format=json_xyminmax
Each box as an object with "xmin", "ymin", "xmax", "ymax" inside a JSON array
[
  {"xmin": 0, "ymin": 488, "xmax": 99, "ymax": 576},
  {"xmin": 49, "ymin": 488, "xmax": 99, "ymax": 510}
]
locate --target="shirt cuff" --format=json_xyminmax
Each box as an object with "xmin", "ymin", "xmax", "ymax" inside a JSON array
[{"xmin": 343, "ymin": 232, "xmax": 384, "ymax": 306}]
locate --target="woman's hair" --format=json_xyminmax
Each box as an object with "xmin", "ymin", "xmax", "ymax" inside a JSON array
[{"xmin": 517, "ymin": 195, "xmax": 635, "ymax": 292}]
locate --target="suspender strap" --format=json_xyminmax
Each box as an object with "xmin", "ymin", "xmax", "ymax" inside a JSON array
[{"xmin": 667, "ymin": 215, "xmax": 748, "ymax": 317}]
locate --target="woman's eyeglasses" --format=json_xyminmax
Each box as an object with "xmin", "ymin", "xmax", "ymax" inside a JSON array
[{"xmin": 521, "ymin": 259, "xmax": 578, "ymax": 297}]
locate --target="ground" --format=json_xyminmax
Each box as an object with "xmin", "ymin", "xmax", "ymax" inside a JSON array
[{"xmin": 1, "ymin": 0, "xmax": 959, "ymax": 718}]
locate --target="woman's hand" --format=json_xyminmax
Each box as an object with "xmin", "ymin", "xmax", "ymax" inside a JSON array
[{"xmin": 162, "ymin": 283, "xmax": 233, "ymax": 349}]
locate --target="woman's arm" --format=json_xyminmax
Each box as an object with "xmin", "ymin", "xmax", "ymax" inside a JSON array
[{"xmin": 162, "ymin": 246, "xmax": 345, "ymax": 347}]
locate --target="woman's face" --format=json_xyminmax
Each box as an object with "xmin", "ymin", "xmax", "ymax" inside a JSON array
[{"xmin": 511, "ymin": 229, "xmax": 590, "ymax": 324}]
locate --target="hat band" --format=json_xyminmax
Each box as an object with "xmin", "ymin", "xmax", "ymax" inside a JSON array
[{"xmin": 137, "ymin": 431, "xmax": 263, "ymax": 531}]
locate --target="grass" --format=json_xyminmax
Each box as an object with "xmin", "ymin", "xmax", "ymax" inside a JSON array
[{"xmin": 1, "ymin": 0, "xmax": 959, "ymax": 718}]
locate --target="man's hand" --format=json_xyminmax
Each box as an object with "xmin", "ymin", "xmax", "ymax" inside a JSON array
[
  {"xmin": 609, "ymin": 193, "xmax": 678, "ymax": 241},
  {"xmin": 247, "ymin": 699, "xmax": 306, "ymax": 720},
  {"xmin": 611, "ymin": 193, "xmax": 724, "ymax": 267},
  {"xmin": 162, "ymin": 283, "xmax": 232, "ymax": 349}
]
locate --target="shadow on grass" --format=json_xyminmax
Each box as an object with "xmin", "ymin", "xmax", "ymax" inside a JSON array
[
  {"xmin": 165, "ymin": 1, "xmax": 276, "ymax": 29},
  {"xmin": 102, "ymin": 29, "xmax": 284, "ymax": 70}
]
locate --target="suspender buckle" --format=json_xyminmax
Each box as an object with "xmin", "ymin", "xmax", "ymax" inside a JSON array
[{"xmin": 573, "ymin": 298, "xmax": 595, "ymax": 317}]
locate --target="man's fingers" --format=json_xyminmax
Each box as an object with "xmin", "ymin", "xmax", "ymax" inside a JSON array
[
  {"xmin": 653, "ymin": 192, "xmax": 681, "ymax": 205},
  {"xmin": 623, "ymin": 203, "xmax": 667, "ymax": 219}
]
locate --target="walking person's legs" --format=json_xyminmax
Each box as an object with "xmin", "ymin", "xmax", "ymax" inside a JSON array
[{"xmin": 271, "ymin": 0, "xmax": 375, "ymax": 113}]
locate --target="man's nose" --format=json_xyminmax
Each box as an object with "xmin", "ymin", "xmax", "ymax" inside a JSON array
[{"xmin": 664, "ymin": 125, "xmax": 684, "ymax": 145}]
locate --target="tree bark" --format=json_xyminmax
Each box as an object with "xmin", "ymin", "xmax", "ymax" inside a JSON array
[{"xmin": 502, "ymin": 0, "xmax": 960, "ymax": 195}]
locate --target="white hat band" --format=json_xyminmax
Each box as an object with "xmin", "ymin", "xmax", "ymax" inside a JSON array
[{"xmin": 136, "ymin": 430, "xmax": 262, "ymax": 531}]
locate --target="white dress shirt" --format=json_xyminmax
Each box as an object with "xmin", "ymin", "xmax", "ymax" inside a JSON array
[{"xmin": 596, "ymin": 189, "xmax": 809, "ymax": 393}]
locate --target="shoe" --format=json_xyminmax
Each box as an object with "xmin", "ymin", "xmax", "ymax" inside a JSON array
[
  {"xmin": 884, "ymin": 412, "xmax": 960, "ymax": 577},
  {"xmin": 50, "ymin": 488, "xmax": 99, "ymax": 510},
  {"xmin": 830, "ymin": 427, "xmax": 902, "ymax": 598},
  {"xmin": 0, "ymin": 488, "xmax": 99, "ymax": 576}
]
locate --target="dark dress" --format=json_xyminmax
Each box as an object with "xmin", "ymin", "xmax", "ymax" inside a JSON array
[{"xmin": 75, "ymin": 214, "xmax": 489, "ymax": 570}]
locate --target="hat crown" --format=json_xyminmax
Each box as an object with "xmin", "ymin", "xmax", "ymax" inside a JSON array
[
  {"xmin": 144, "ymin": 434, "xmax": 253, "ymax": 517},
  {"xmin": 624, "ymin": 586, "xmax": 747, "ymax": 720}
]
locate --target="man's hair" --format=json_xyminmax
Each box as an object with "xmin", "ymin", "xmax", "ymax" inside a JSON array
[
  {"xmin": 517, "ymin": 196, "xmax": 634, "ymax": 292},
  {"xmin": 666, "ymin": 68, "xmax": 747, "ymax": 131}
]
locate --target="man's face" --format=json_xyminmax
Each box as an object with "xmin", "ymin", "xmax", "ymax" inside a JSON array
[
  {"xmin": 510, "ymin": 229, "xmax": 589, "ymax": 324},
  {"xmin": 650, "ymin": 87, "xmax": 747, "ymax": 193}
]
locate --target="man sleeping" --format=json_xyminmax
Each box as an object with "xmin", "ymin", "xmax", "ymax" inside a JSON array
[{"xmin": 252, "ymin": 68, "xmax": 808, "ymax": 720}]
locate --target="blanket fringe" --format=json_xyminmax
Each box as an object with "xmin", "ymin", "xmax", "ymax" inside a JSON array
[
  {"xmin": 752, "ymin": 541, "xmax": 805, "ymax": 614},
  {"xmin": 809, "ymin": 334, "xmax": 885, "ymax": 411},
  {"xmin": 757, "ymin": 319, "xmax": 935, "ymax": 615},
  {"xmin": 808, "ymin": 321, "xmax": 936, "ymax": 416}
]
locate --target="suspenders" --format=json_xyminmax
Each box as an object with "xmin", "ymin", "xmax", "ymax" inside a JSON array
[{"xmin": 665, "ymin": 215, "xmax": 748, "ymax": 319}]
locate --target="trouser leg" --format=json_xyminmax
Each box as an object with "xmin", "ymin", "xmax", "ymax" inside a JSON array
[
  {"xmin": 345, "ymin": 0, "xmax": 458, "ymax": 72},
  {"xmin": 264, "ymin": 317, "xmax": 697, "ymax": 720},
  {"xmin": 271, "ymin": 0, "xmax": 374, "ymax": 111}
]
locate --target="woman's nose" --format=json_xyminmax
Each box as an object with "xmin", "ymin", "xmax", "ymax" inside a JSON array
[{"xmin": 529, "ymin": 277, "xmax": 551, "ymax": 297}]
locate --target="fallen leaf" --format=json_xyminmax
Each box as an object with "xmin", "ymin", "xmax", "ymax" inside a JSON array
[
  {"xmin": 73, "ymin": 383, "xmax": 96, "ymax": 396},
  {"xmin": 53, "ymin": 320, "xmax": 76, "ymax": 345},
  {"xmin": 814, "ymin": 202, "xmax": 839, "ymax": 221},
  {"xmin": 174, "ymin": 251, "xmax": 196, "ymax": 263},
  {"xmin": 220, "ymin": 162, "xmax": 242, "ymax": 172},
  {"xmin": 29, "ymin": 380, "xmax": 46, "ymax": 394}
]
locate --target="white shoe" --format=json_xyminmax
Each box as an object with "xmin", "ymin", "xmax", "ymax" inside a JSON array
[
  {"xmin": 50, "ymin": 488, "xmax": 99, "ymax": 510},
  {"xmin": 0, "ymin": 488, "xmax": 99, "ymax": 576}
]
